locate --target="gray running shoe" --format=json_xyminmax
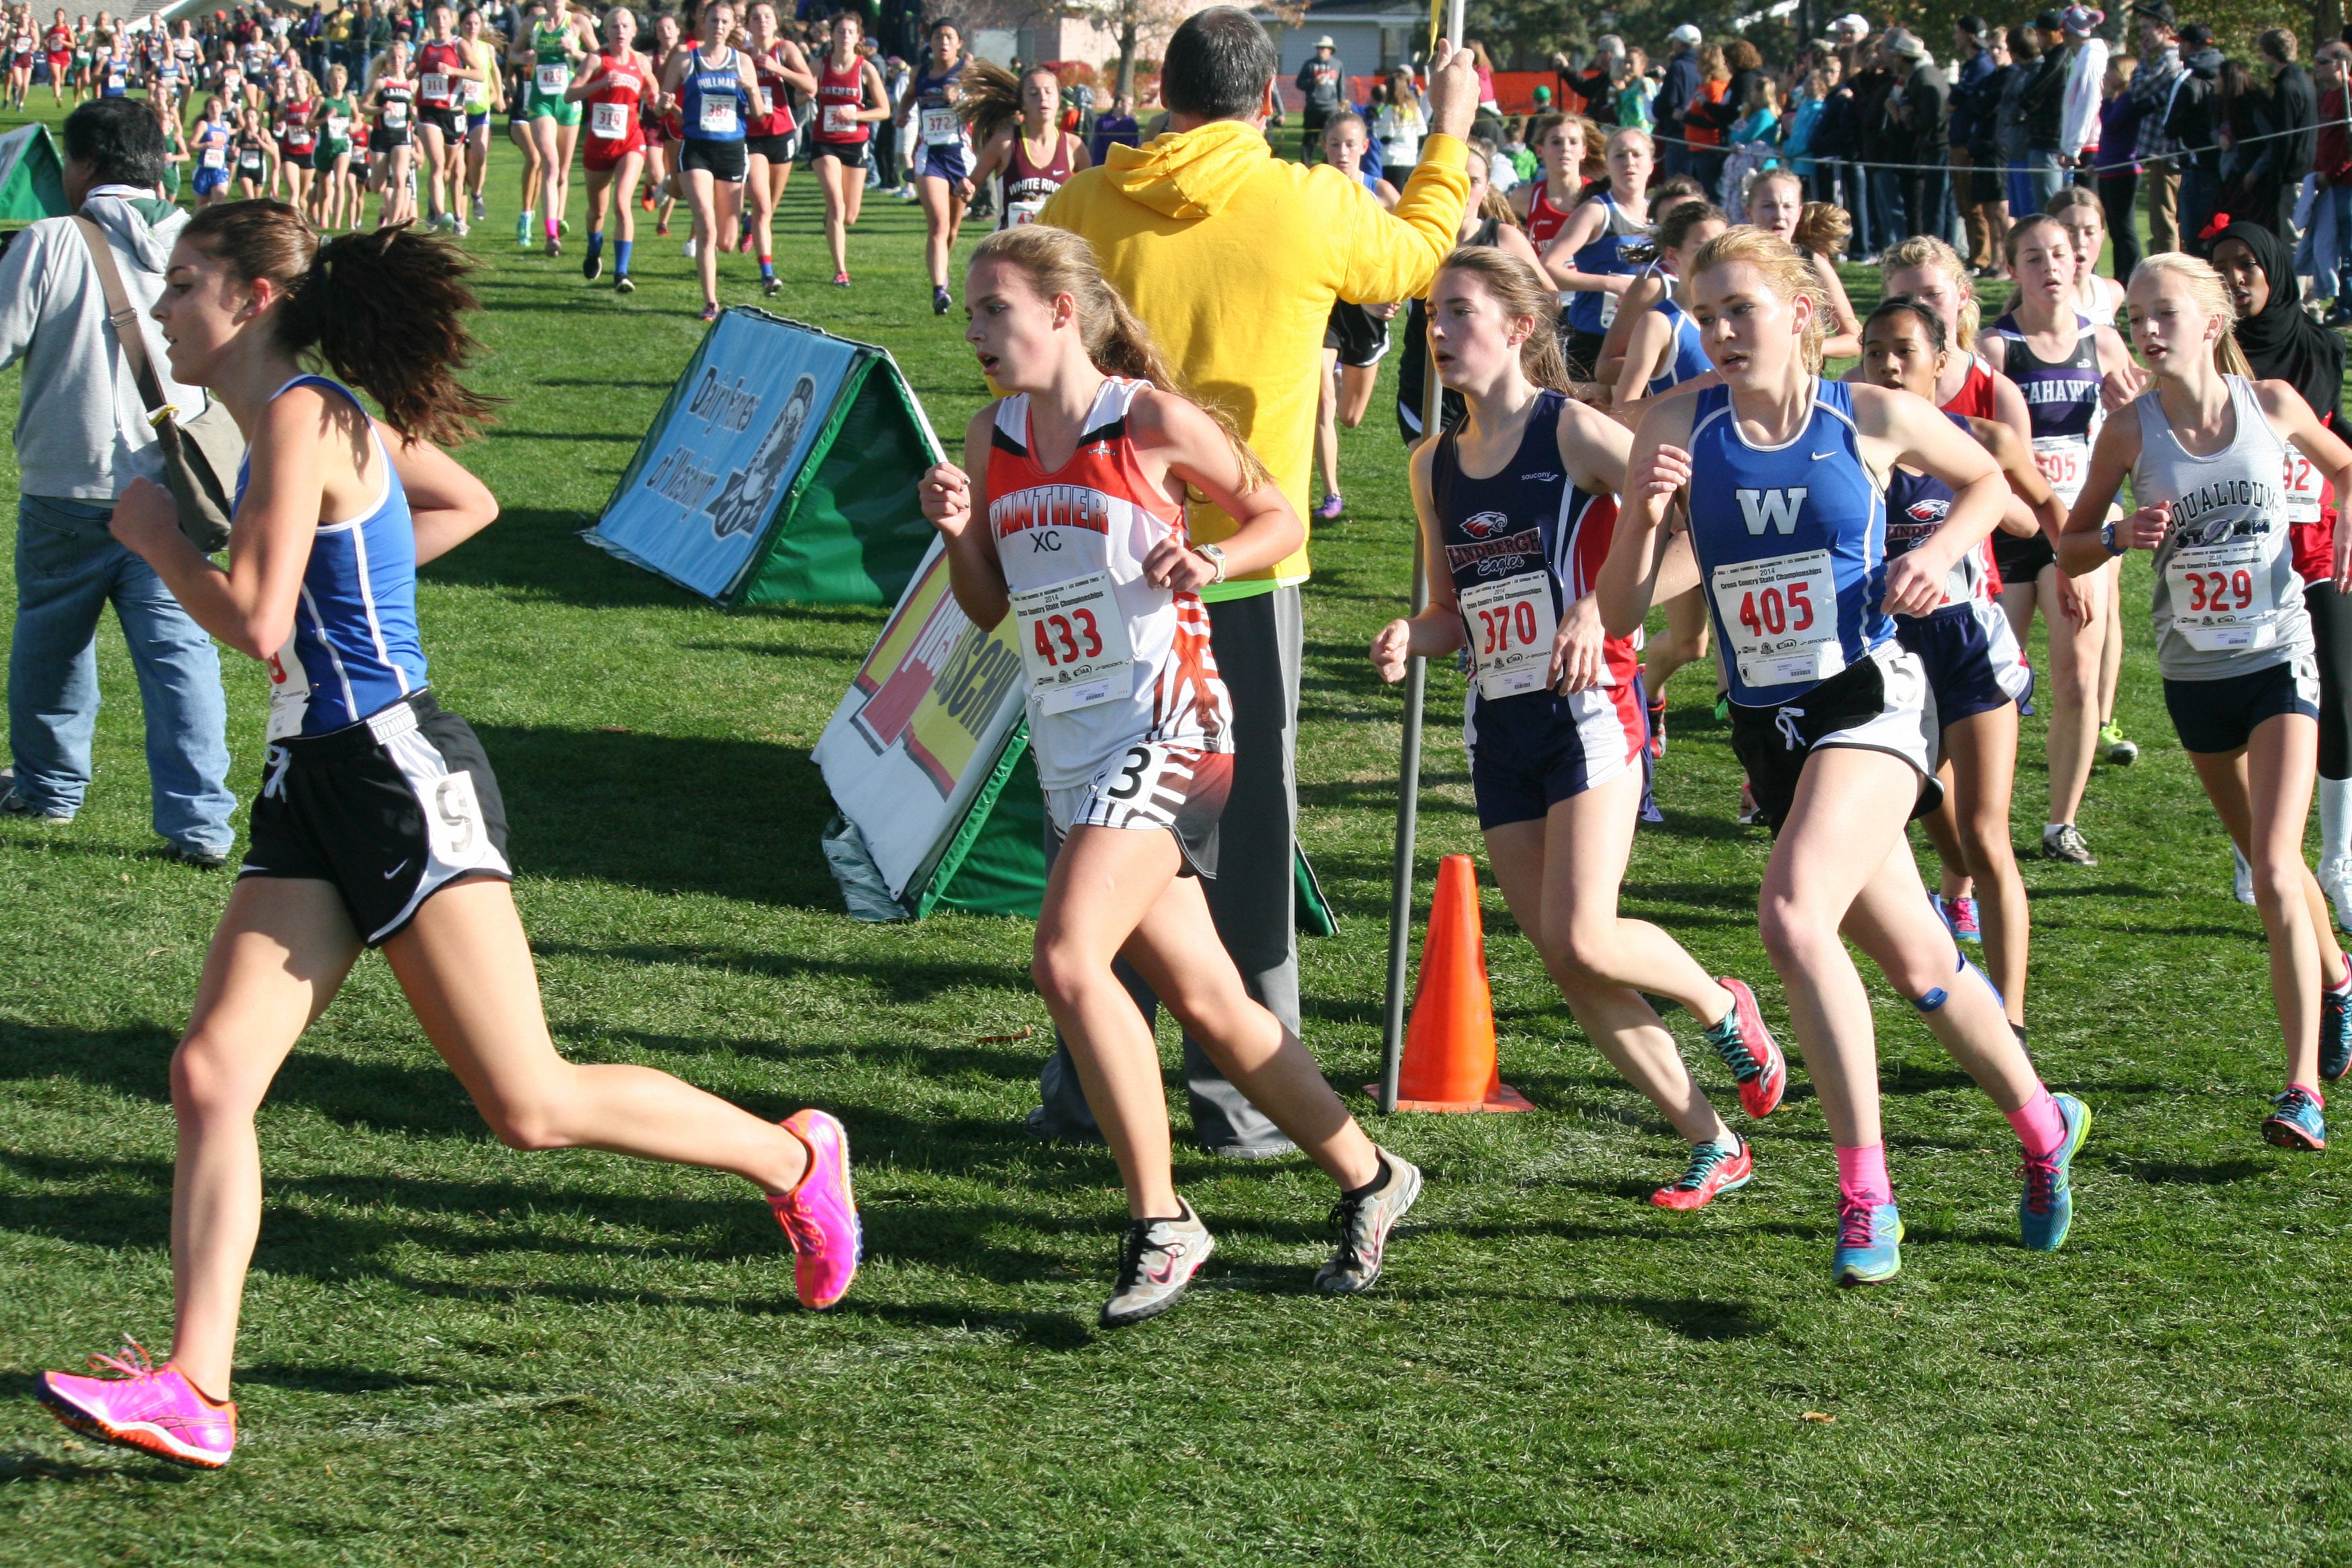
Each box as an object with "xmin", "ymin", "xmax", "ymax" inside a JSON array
[
  {"xmin": 1099, "ymin": 1202, "xmax": 1214, "ymax": 1328},
  {"xmin": 1314, "ymin": 1149, "xmax": 1422, "ymax": 1295},
  {"xmin": 0, "ymin": 786, "xmax": 70, "ymax": 825},
  {"xmin": 2042, "ymin": 824, "xmax": 2097, "ymax": 867}
]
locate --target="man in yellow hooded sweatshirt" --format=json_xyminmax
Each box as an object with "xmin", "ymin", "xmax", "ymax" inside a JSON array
[{"xmin": 1020, "ymin": 9, "xmax": 1477, "ymax": 1155}]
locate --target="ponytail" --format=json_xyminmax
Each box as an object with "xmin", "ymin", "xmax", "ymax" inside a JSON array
[
  {"xmin": 184, "ymin": 201, "xmax": 498, "ymax": 447},
  {"xmin": 1792, "ymin": 201, "xmax": 1850, "ymax": 259}
]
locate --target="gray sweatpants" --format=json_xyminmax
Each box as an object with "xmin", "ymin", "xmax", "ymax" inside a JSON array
[{"xmin": 1032, "ymin": 586, "xmax": 1302, "ymax": 1150}]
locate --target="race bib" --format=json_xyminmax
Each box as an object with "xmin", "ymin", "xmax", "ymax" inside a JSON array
[
  {"xmin": 2166, "ymin": 536, "xmax": 2281, "ymax": 652},
  {"xmin": 422, "ymin": 70, "xmax": 448, "ymax": 99},
  {"xmin": 756, "ymin": 85, "xmax": 773, "ymax": 116},
  {"xmin": 822, "ymin": 101, "xmax": 855, "ymax": 134},
  {"xmin": 2031, "ymin": 435, "xmax": 2090, "ymax": 507},
  {"xmin": 2284, "ymin": 442, "xmax": 2324, "ymax": 525},
  {"xmin": 698, "ymin": 95, "xmax": 737, "ymax": 134},
  {"xmin": 535, "ymin": 62, "xmax": 568, "ymax": 95},
  {"xmin": 239, "ymin": 149, "xmax": 261, "ymax": 170},
  {"xmin": 1006, "ymin": 197, "xmax": 1046, "ymax": 226},
  {"xmin": 1712, "ymin": 550, "xmax": 1843, "ymax": 688},
  {"xmin": 200, "ymin": 146, "xmax": 224, "ymax": 168},
  {"xmin": 1457, "ymin": 570, "xmax": 1559, "ymax": 700},
  {"xmin": 590, "ymin": 100, "xmax": 627, "ymax": 137},
  {"xmin": 382, "ymin": 101, "xmax": 407, "ymax": 128},
  {"xmin": 1012, "ymin": 571, "xmax": 1136, "ymax": 716},
  {"xmin": 327, "ymin": 114, "xmax": 349, "ymax": 138},
  {"xmin": 1598, "ymin": 289, "xmax": 1620, "ymax": 329},
  {"xmin": 920, "ymin": 105, "xmax": 957, "ymax": 145}
]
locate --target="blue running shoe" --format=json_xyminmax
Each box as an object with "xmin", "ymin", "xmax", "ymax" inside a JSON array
[
  {"xmin": 2263, "ymin": 1087, "xmax": 2327, "ymax": 1150},
  {"xmin": 2322, "ymin": 988, "xmax": 2352, "ymax": 1084},
  {"xmin": 1831, "ymin": 1200, "xmax": 1903, "ymax": 1287},
  {"xmin": 2019, "ymin": 1093, "xmax": 2092, "ymax": 1251}
]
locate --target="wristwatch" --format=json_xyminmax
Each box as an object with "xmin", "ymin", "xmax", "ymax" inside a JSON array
[
  {"xmin": 2100, "ymin": 519, "xmax": 2126, "ymax": 556},
  {"xmin": 1194, "ymin": 543, "xmax": 1228, "ymax": 584}
]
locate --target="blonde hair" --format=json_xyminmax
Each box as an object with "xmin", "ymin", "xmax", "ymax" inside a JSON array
[
  {"xmin": 1606, "ymin": 123, "xmax": 1653, "ymax": 154},
  {"xmin": 1434, "ymin": 246, "xmax": 1574, "ymax": 392},
  {"xmin": 2128, "ymin": 252, "xmax": 2256, "ymax": 379},
  {"xmin": 1690, "ymin": 227, "xmax": 1826, "ymax": 374},
  {"xmin": 968, "ymin": 226, "xmax": 1271, "ymax": 492},
  {"xmin": 1879, "ymin": 233, "xmax": 1979, "ymax": 350}
]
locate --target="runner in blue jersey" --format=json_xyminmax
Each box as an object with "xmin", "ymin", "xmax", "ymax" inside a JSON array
[
  {"xmin": 1370, "ymin": 246, "xmax": 1787, "ymax": 1211},
  {"xmin": 1863, "ymin": 295, "xmax": 2067, "ymax": 1046},
  {"xmin": 1609, "ymin": 201, "xmax": 1724, "ymax": 414},
  {"xmin": 899, "ymin": 18, "xmax": 969, "ymax": 313},
  {"xmin": 1537, "ymin": 124, "xmax": 1651, "ymax": 383},
  {"xmin": 659, "ymin": 0, "xmax": 760, "ymax": 322},
  {"xmin": 35, "ymin": 203, "xmax": 861, "ymax": 1471},
  {"xmin": 2061, "ymin": 252, "xmax": 2352, "ymax": 1151},
  {"xmin": 1596, "ymin": 227, "xmax": 2090, "ymax": 1287}
]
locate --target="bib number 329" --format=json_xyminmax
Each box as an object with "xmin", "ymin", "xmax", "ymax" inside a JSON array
[{"xmin": 1012, "ymin": 571, "xmax": 1135, "ymax": 715}]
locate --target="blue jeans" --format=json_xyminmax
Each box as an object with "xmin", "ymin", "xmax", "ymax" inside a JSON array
[
  {"xmin": 2300, "ymin": 183, "xmax": 2352, "ymax": 303},
  {"xmin": 2026, "ymin": 148, "xmax": 2065, "ymax": 214},
  {"xmin": 11, "ymin": 494, "xmax": 235, "ymax": 850}
]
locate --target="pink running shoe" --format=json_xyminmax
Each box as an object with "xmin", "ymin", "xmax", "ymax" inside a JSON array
[
  {"xmin": 37, "ymin": 1337, "xmax": 235, "ymax": 1469},
  {"xmin": 1705, "ymin": 975, "xmax": 1788, "ymax": 1120},
  {"xmin": 772, "ymin": 1109, "xmax": 861, "ymax": 1309}
]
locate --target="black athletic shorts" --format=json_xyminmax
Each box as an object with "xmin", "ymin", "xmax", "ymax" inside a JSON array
[
  {"xmin": 1564, "ymin": 325, "xmax": 1608, "ymax": 384},
  {"xmin": 2165, "ymin": 655, "xmax": 2322, "ymax": 756},
  {"xmin": 1324, "ymin": 300, "xmax": 1392, "ymax": 369},
  {"xmin": 812, "ymin": 136, "xmax": 867, "ymax": 169},
  {"xmin": 681, "ymin": 136, "xmax": 747, "ymax": 181},
  {"xmin": 744, "ymin": 131, "xmax": 793, "ymax": 162},
  {"xmin": 373, "ymin": 125, "xmax": 411, "ymax": 149},
  {"xmin": 418, "ymin": 104, "xmax": 463, "ymax": 139},
  {"xmin": 1728, "ymin": 644, "xmax": 1943, "ymax": 836},
  {"xmin": 241, "ymin": 691, "xmax": 513, "ymax": 946},
  {"xmin": 1992, "ymin": 528, "xmax": 2056, "ymax": 585}
]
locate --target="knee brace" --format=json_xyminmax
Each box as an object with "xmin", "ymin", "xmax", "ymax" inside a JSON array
[{"xmin": 1905, "ymin": 952, "xmax": 2003, "ymax": 1014}]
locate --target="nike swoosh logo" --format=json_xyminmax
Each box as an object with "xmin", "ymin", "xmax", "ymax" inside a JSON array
[
  {"xmin": 382, "ymin": 859, "xmax": 409, "ymax": 879},
  {"xmin": 1810, "ymin": 451, "xmax": 1835, "ymax": 460}
]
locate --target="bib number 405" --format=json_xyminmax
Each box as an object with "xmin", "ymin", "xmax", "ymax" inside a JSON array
[{"xmin": 1734, "ymin": 578, "xmax": 1816, "ymax": 640}]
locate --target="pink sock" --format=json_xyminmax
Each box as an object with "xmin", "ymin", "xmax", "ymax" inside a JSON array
[
  {"xmin": 2007, "ymin": 1086, "xmax": 2067, "ymax": 1161},
  {"xmin": 1834, "ymin": 1142, "xmax": 1892, "ymax": 1208},
  {"xmin": 546, "ymin": 214, "xmax": 558, "ymax": 238},
  {"xmin": 2291, "ymin": 1082, "xmax": 2327, "ymax": 1107}
]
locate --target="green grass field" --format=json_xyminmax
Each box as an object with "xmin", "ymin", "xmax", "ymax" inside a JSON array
[{"xmin": 1, "ymin": 103, "xmax": 2349, "ymax": 1565}]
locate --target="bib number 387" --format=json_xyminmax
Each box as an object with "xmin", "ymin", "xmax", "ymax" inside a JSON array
[
  {"xmin": 1012, "ymin": 571, "xmax": 1135, "ymax": 716},
  {"xmin": 1457, "ymin": 570, "xmax": 1559, "ymax": 699},
  {"xmin": 1712, "ymin": 548, "xmax": 1843, "ymax": 688}
]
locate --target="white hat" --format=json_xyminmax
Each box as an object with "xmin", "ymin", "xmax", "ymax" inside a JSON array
[
  {"xmin": 1834, "ymin": 12, "xmax": 1870, "ymax": 32},
  {"xmin": 1668, "ymin": 22, "xmax": 1702, "ymax": 44},
  {"xmin": 1314, "ymin": 34, "xmax": 1334, "ymax": 46}
]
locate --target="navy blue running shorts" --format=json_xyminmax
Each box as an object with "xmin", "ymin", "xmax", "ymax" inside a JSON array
[{"xmin": 2164, "ymin": 656, "xmax": 2320, "ymax": 755}]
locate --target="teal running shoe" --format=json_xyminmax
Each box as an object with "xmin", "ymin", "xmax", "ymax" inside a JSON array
[
  {"xmin": 2263, "ymin": 1087, "xmax": 2327, "ymax": 1150},
  {"xmin": 1832, "ymin": 1199, "xmax": 1903, "ymax": 1287},
  {"xmin": 2019, "ymin": 1093, "xmax": 2092, "ymax": 1251},
  {"xmin": 2322, "ymin": 988, "xmax": 2352, "ymax": 1083}
]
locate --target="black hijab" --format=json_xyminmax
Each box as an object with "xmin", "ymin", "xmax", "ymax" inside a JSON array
[{"xmin": 2208, "ymin": 217, "xmax": 2345, "ymax": 427}]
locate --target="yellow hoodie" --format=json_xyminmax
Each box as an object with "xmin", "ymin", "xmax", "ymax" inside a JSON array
[{"xmin": 1038, "ymin": 121, "xmax": 1469, "ymax": 599}]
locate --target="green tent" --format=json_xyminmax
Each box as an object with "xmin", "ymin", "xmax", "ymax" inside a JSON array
[{"xmin": 0, "ymin": 124, "xmax": 67, "ymax": 223}]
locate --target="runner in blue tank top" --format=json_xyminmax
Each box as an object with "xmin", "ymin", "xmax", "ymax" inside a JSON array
[
  {"xmin": 1863, "ymin": 295, "xmax": 2069, "ymax": 1046},
  {"xmin": 1610, "ymin": 201, "xmax": 1726, "ymax": 414},
  {"xmin": 1537, "ymin": 125, "xmax": 1651, "ymax": 380},
  {"xmin": 1370, "ymin": 246, "xmax": 1787, "ymax": 1212},
  {"xmin": 2061, "ymin": 252, "xmax": 2352, "ymax": 1152},
  {"xmin": 897, "ymin": 19, "xmax": 971, "ymax": 313},
  {"xmin": 1596, "ymin": 228, "xmax": 2090, "ymax": 1287},
  {"xmin": 38, "ymin": 205, "xmax": 861, "ymax": 1471}
]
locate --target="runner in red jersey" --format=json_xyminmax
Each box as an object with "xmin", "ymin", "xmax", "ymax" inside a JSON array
[
  {"xmin": 917, "ymin": 224, "xmax": 1421, "ymax": 1328},
  {"xmin": 414, "ymin": 4, "xmax": 482, "ymax": 234},
  {"xmin": 43, "ymin": 11, "xmax": 69, "ymax": 108},
  {"xmin": 743, "ymin": 1, "xmax": 814, "ymax": 297},
  {"xmin": 1511, "ymin": 111, "xmax": 1589, "ymax": 249},
  {"xmin": 565, "ymin": 6, "xmax": 652, "ymax": 293},
  {"xmin": 809, "ymin": 9, "xmax": 886, "ymax": 285}
]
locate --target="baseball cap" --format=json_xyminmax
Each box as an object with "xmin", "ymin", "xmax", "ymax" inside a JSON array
[
  {"xmin": 2035, "ymin": 9, "xmax": 2064, "ymax": 31},
  {"xmin": 1668, "ymin": 23, "xmax": 1702, "ymax": 44},
  {"xmin": 2130, "ymin": 0, "xmax": 2176, "ymax": 23},
  {"xmin": 2179, "ymin": 21, "xmax": 2213, "ymax": 45},
  {"xmin": 1532, "ymin": 84, "xmax": 1553, "ymax": 101},
  {"xmin": 2060, "ymin": 5, "xmax": 2104, "ymax": 34}
]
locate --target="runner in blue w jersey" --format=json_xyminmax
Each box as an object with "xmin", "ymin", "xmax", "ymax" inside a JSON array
[
  {"xmin": 1597, "ymin": 228, "xmax": 2090, "ymax": 1287},
  {"xmin": 1371, "ymin": 247, "xmax": 1787, "ymax": 1211},
  {"xmin": 41, "ymin": 204, "xmax": 860, "ymax": 1470},
  {"xmin": 1537, "ymin": 124, "xmax": 1650, "ymax": 383}
]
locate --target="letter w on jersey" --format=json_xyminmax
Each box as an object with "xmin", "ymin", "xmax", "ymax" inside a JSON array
[{"xmin": 1737, "ymin": 487, "xmax": 1808, "ymax": 536}]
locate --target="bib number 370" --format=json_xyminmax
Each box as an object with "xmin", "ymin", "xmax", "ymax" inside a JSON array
[{"xmin": 1457, "ymin": 570, "xmax": 1559, "ymax": 699}]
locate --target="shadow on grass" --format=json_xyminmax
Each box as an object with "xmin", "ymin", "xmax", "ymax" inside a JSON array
[
  {"xmin": 1563, "ymin": 1293, "xmax": 1775, "ymax": 1340},
  {"xmin": 529, "ymin": 938, "xmax": 1025, "ymax": 1002},
  {"xmin": 420, "ymin": 505, "xmax": 704, "ymax": 611},
  {"xmin": 2114, "ymin": 1156, "xmax": 2269, "ymax": 1185}
]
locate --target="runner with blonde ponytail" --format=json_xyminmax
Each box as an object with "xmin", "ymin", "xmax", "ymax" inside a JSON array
[{"xmin": 919, "ymin": 225, "xmax": 1418, "ymax": 1326}]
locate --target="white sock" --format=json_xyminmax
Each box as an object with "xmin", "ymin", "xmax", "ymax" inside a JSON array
[
  {"xmin": 2045, "ymin": 822, "xmax": 2069, "ymax": 837},
  {"xmin": 2322, "ymin": 777, "xmax": 2352, "ymax": 871}
]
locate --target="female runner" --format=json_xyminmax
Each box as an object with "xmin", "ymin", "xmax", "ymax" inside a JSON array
[
  {"xmin": 1371, "ymin": 246, "xmax": 1789, "ymax": 1209},
  {"xmin": 414, "ymin": 3, "xmax": 483, "ymax": 235},
  {"xmin": 2061, "ymin": 254, "xmax": 2352, "ymax": 1148},
  {"xmin": 1540, "ymin": 124, "xmax": 1651, "ymax": 381},
  {"xmin": 1598, "ymin": 228, "xmax": 2091, "ymax": 1285},
  {"xmin": 743, "ymin": 1, "xmax": 814, "ymax": 297},
  {"xmin": 567, "ymin": 5, "xmax": 653, "ymax": 294},
  {"xmin": 311, "ymin": 64, "xmax": 358, "ymax": 231},
  {"xmin": 360, "ymin": 40, "xmax": 418, "ymax": 229},
  {"xmin": 230, "ymin": 105, "xmax": 277, "ymax": 202},
  {"xmin": 504, "ymin": 9, "xmax": 544, "ymax": 246},
  {"xmin": 1394, "ymin": 142, "xmax": 1542, "ymax": 444},
  {"xmin": 900, "ymin": 17, "xmax": 971, "ymax": 313},
  {"xmin": 42, "ymin": 9, "xmax": 66, "ymax": 109},
  {"xmin": 1748, "ymin": 168, "xmax": 1863, "ymax": 361},
  {"xmin": 2207, "ymin": 221, "xmax": 2352, "ymax": 924},
  {"xmin": 810, "ymin": 9, "xmax": 889, "ymax": 287},
  {"xmin": 189, "ymin": 95, "xmax": 233, "ymax": 209},
  {"xmin": 660, "ymin": 0, "xmax": 759, "ymax": 321},
  {"xmin": 1863, "ymin": 296, "xmax": 2064, "ymax": 1038},
  {"xmin": 637, "ymin": 8, "xmax": 681, "ymax": 233},
  {"xmin": 918, "ymin": 226, "xmax": 1421, "ymax": 1326},
  {"xmin": 33, "ymin": 203, "xmax": 859, "ymax": 1471},
  {"xmin": 276, "ymin": 72, "xmax": 317, "ymax": 217},
  {"xmin": 963, "ymin": 60, "xmax": 1089, "ymax": 228},
  {"xmin": 1979, "ymin": 217, "xmax": 2137, "ymax": 871},
  {"xmin": 1508, "ymin": 111, "xmax": 1589, "ymax": 254},
  {"xmin": 1302, "ymin": 109, "xmax": 1395, "ymax": 522},
  {"xmin": 515, "ymin": 1, "xmax": 592, "ymax": 255},
  {"xmin": 459, "ymin": 7, "xmax": 502, "ymax": 225},
  {"xmin": 9, "ymin": 13, "xmax": 35, "ymax": 110}
]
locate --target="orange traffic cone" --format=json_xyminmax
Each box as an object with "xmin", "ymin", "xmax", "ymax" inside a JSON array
[{"xmin": 1370, "ymin": 853, "xmax": 1534, "ymax": 1113}]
